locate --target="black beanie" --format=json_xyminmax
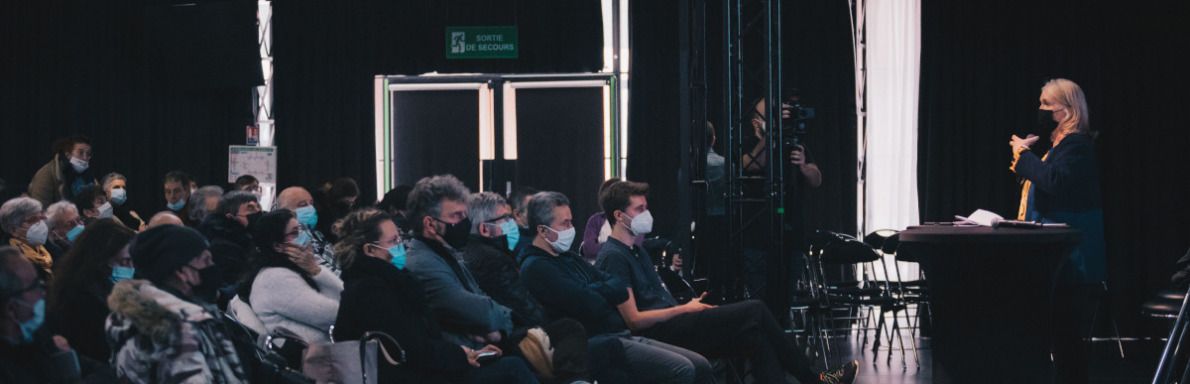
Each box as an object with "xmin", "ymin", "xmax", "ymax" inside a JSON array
[{"xmin": 130, "ymin": 225, "xmax": 209, "ymax": 283}]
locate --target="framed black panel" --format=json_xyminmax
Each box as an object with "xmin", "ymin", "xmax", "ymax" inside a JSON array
[{"xmin": 390, "ymin": 90, "xmax": 481, "ymax": 191}]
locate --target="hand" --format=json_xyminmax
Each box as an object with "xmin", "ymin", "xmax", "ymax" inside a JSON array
[
  {"xmin": 280, "ymin": 243, "xmax": 320, "ymax": 276},
  {"xmin": 789, "ymin": 145, "xmax": 807, "ymax": 166},
  {"xmin": 463, "ymin": 345, "xmax": 503, "ymax": 367},
  {"xmin": 1010, "ymin": 134, "xmax": 1039, "ymax": 154},
  {"xmin": 52, "ymin": 335, "xmax": 72, "ymax": 352},
  {"xmin": 780, "ymin": 102, "xmax": 793, "ymax": 119},
  {"xmin": 682, "ymin": 292, "xmax": 715, "ymax": 313},
  {"xmin": 752, "ymin": 117, "xmax": 766, "ymax": 139}
]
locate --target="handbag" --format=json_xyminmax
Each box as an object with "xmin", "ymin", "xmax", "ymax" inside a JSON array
[{"xmin": 300, "ymin": 330, "xmax": 406, "ymax": 384}]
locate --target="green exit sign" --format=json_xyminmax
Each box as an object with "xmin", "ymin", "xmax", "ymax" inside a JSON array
[{"xmin": 446, "ymin": 26, "xmax": 519, "ymax": 59}]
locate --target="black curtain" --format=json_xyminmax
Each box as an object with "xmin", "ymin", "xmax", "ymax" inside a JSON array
[
  {"xmin": 919, "ymin": 0, "xmax": 1190, "ymax": 336},
  {"xmin": 1, "ymin": 0, "xmax": 254, "ymax": 217},
  {"xmin": 273, "ymin": 0, "xmax": 602, "ymax": 202}
]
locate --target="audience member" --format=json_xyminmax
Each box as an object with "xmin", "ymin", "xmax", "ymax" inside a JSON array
[
  {"xmin": 314, "ymin": 177, "xmax": 359, "ymax": 242},
  {"xmin": 44, "ymin": 200, "xmax": 82, "ymax": 261},
  {"xmin": 101, "ymin": 172, "xmax": 146, "ymax": 231},
  {"xmin": 161, "ymin": 171, "xmax": 194, "ymax": 226},
  {"xmin": 465, "ymin": 191, "xmax": 631, "ymax": 384},
  {"xmin": 520, "ymin": 191, "xmax": 711, "ymax": 384},
  {"xmin": 72, "ymin": 185, "xmax": 113, "ymax": 222},
  {"xmin": 508, "ymin": 186, "xmax": 539, "ymax": 257},
  {"xmin": 1, "ymin": 246, "xmax": 115, "ymax": 382},
  {"xmin": 658, "ymin": 245, "xmax": 696, "ymax": 304},
  {"xmin": 188, "ymin": 185, "xmax": 225, "ymax": 224},
  {"xmin": 147, "ymin": 211, "xmax": 184, "ymax": 228},
  {"xmin": 580, "ymin": 179, "xmax": 644, "ymax": 262},
  {"xmin": 198, "ymin": 191, "xmax": 260, "ymax": 306},
  {"xmin": 232, "ymin": 175, "xmax": 261, "ymax": 195},
  {"xmin": 1, "ymin": 197, "xmax": 53, "ymax": 280},
  {"xmin": 29, "ymin": 135, "xmax": 97, "ymax": 207},
  {"xmin": 332, "ymin": 208, "xmax": 538, "ymax": 384},
  {"xmin": 277, "ymin": 186, "xmax": 338, "ymax": 275},
  {"xmin": 377, "ymin": 185, "xmax": 413, "ymax": 234},
  {"xmin": 106, "ymin": 225, "xmax": 250, "ymax": 383},
  {"xmin": 595, "ymin": 180, "xmax": 857, "ymax": 384},
  {"xmin": 236, "ymin": 210, "xmax": 342, "ymax": 343},
  {"xmin": 46, "ymin": 219, "xmax": 135, "ymax": 361}
]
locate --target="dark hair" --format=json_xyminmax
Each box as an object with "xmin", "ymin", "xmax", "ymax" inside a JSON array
[
  {"xmin": 596, "ymin": 179, "xmax": 621, "ymax": 210},
  {"xmin": 163, "ymin": 171, "xmax": 192, "ymax": 187},
  {"xmin": 332, "ymin": 209, "xmax": 392, "ymax": 270},
  {"xmin": 233, "ymin": 175, "xmax": 259, "ymax": 191},
  {"xmin": 406, "ymin": 175, "xmax": 469, "ymax": 234},
  {"xmin": 600, "ymin": 181, "xmax": 649, "ymax": 226},
  {"xmin": 48, "ymin": 219, "xmax": 135, "ymax": 312},
  {"xmin": 238, "ymin": 210, "xmax": 316, "ymax": 305},
  {"xmin": 527, "ymin": 191, "xmax": 570, "ymax": 233},
  {"xmin": 71, "ymin": 185, "xmax": 106, "ymax": 211},
  {"xmin": 378, "ymin": 185, "xmax": 412, "ymax": 212},
  {"xmin": 508, "ymin": 186, "xmax": 539, "ymax": 212},
  {"xmin": 51, "ymin": 135, "xmax": 91, "ymax": 156},
  {"xmin": 705, "ymin": 121, "xmax": 715, "ymax": 147},
  {"xmin": 215, "ymin": 191, "xmax": 259, "ymax": 219},
  {"xmin": 328, "ymin": 177, "xmax": 360, "ymax": 201}
]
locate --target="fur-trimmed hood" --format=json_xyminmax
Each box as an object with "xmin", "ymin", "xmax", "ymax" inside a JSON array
[{"xmin": 106, "ymin": 279, "xmax": 213, "ymax": 340}]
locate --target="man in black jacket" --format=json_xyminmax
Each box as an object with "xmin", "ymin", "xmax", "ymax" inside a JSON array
[{"xmin": 198, "ymin": 191, "xmax": 260, "ymax": 308}]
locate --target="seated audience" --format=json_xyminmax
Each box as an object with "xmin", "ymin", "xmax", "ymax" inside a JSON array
[
  {"xmin": 106, "ymin": 225, "xmax": 250, "ymax": 383},
  {"xmin": 1, "ymin": 197, "xmax": 53, "ymax": 280},
  {"xmin": 102, "ymin": 172, "xmax": 146, "ymax": 231},
  {"xmin": 595, "ymin": 180, "xmax": 857, "ymax": 384},
  {"xmin": 72, "ymin": 185, "xmax": 113, "ymax": 222},
  {"xmin": 147, "ymin": 211, "xmax": 184, "ymax": 228},
  {"xmin": 314, "ymin": 177, "xmax": 359, "ymax": 242},
  {"xmin": 29, "ymin": 134, "xmax": 97, "ymax": 207},
  {"xmin": 277, "ymin": 186, "xmax": 338, "ymax": 275},
  {"xmin": 232, "ymin": 175, "xmax": 261, "ymax": 195},
  {"xmin": 580, "ymin": 179, "xmax": 643, "ymax": 262},
  {"xmin": 188, "ymin": 185, "xmax": 225, "ymax": 224},
  {"xmin": 46, "ymin": 218, "xmax": 135, "ymax": 361},
  {"xmin": 236, "ymin": 210, "xmax": 342, "ymax": 343},
  {"xmin": 377, "ymin": 185, "xmax": 413, "ymax": 234},
  {"xmin": 508, "ymin": 186, "xmax": 539, "ymax": 257},
  {"xmin": 198, "ymin": 191, "xmax": 261, "ymax": 306},
  {"xmin": 465, "ymin": 191, "xmax": 632, "ymax": 384},
  {"xmin": 2, "ymin": 246, "xmax": 114, "ymax": 382},
  {"xmin": 161, "ymin": 171, "xmax": 194, "ymax": 226},
  {"xmin": 520, "ymin": 191, "xmax": 711, "ymax": 384},
  {"xmin": 43, "ymin": 200, "xmax": 82, "ymax": 260},
  {"xmin": 332, "ymin": 208, "xmax": 538, "ymax": 384}
]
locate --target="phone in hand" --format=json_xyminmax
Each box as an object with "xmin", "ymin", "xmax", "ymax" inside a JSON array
[{"xmin": 476, "ymin": 351, "xmax": 499, "ymax": 363}]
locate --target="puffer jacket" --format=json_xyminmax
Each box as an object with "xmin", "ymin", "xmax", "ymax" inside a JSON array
[{"xmin": 105, "ymin": 280, "xmax": 249, "ymax": 384}]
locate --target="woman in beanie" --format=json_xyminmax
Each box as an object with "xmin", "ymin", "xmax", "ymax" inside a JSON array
[
  {"xmin": 105, "ymin": 225, "xmax": 250, "ymax": 384},
  {"xmin": 236, "ymin": 210, "xmax": 342, "ymax": 343}
]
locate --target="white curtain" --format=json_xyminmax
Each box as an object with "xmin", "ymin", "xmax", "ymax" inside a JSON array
[{"xmin": 864, "ymin": 0, "xmax": 921, "ymax": 233}]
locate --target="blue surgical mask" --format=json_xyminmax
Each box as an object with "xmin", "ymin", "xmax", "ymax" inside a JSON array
[
  {"xmin": 167, "ymin": 197, "xmax": 186, "ymax": 211},
  {"xmin": 16, "ymin": 298, "xmax": 46, "ymax": 343},
  {"xmin": 293, "ymin": 230, "xmax": 311, "ymax": 247},
  {"xmin": 110, "ymin": 188, "xmax": 128, "ymax": 205},
  {"xmin": 66, "ymin": 225, "xmax": 85, "ymax": 242},
  {"xmin": 296, "ymin": 205, "xmax": 318, "ymax": 227},
  {"xmin": 499, "ymin": 220, "xmax": 520, "ymax": 251},
  {"xmin": 387, "ymin": 243, "xmax": 406, "ymax": 269},
  {"xmin": 111, "ymin": 266, "xmax": 135, "ymax": 283}
]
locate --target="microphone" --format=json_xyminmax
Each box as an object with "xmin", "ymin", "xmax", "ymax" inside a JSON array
[{"xmin": 991, "ymin": 218, "xmax": 1044, "ymax": 229}]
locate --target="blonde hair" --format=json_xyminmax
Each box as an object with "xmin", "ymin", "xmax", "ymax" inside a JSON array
[
  {"xmin": 1041, "ymin": 78, "xmax": 1090, "ymax": 143},
  {"xmin": 331, "ymin": 208, "xmax": 388, "ymax": 270}
]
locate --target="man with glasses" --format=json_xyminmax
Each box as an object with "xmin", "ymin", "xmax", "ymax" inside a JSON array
[
  {"xmin": 197, "ymin": 191, "xmax": 261, "ymax": 308},
  {"xmin": 2, "ymin": 246, "xmax": 113, "ymax": 381}
]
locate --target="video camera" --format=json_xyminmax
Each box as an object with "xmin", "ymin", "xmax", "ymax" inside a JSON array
[{"xmin": 779, "ymin": 95, "xmax": 814, "ymax": 151}]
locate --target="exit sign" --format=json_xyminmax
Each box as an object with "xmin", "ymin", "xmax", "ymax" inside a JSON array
[{"xmin": 446, "ymin": 26, "xmax": 518, "ymax": 59}]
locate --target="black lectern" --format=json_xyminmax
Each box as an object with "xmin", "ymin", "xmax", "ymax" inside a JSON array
[{"xmin": 899, "ymin": 225, "xmax": 1082, "ymax": 384}]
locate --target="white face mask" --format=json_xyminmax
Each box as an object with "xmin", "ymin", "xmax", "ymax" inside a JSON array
[
  {"xmin": 622, "ymin": 210, "xmax": 654, "ymax": 235},
  {"xmin": 97, "ymin": 202, "xmax": 114, "ymax": 219},
  {"xmin": 69, "ymin": 156, "xmax": 89, "ymax": 173},
  {"xmin": 25, "ymin": 220, "xmax": 49, "ymax": 246},
  {"xmin": 544, "ymin": 226, "xmax": 576, "ymax": 253}
]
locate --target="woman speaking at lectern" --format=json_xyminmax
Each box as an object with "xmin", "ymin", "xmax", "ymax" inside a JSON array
[{"xmin": 1009, "ymin": 78, "xmax": 1105, "ymax": 384}]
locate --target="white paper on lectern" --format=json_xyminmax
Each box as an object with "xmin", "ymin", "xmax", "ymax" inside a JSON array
[{"xmin": 954, "ymin": 209, "xmax": 1003, "ymax": 227}]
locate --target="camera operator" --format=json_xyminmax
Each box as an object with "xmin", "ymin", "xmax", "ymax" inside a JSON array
[{"xmin": 743, "ymin": 96, "xmax": 822, "ymax": 188}]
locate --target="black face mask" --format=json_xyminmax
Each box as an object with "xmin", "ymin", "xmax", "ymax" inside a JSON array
[
  {"xmin": 1036, "ymin": 109, "xmax": 1058, "ymax": 134},
  {"xmin": 441, "ymin": 217, "xmax": 472, "ymax": 250},
  {"xmin": 190, "ymin": 266, "xmax": 224, "ymax": 304},
  {"xmin": 245, "ymin": 211, "xmax": 265, "ymax": 230}
]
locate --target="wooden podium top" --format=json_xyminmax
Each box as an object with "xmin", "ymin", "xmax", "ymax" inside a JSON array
[{"xmin": 900, "ymin": 225, "xmax": 1082, "ymax": 245}]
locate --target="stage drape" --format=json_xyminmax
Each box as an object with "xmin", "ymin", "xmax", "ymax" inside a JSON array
[{"xmin": 918, "ymin": 0, "xmax": 1190, "ymax": 336}]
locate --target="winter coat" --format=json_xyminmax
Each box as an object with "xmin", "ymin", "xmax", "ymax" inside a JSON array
[
  {"xmin": 405, "ymin": 237, "xmax": 513, "ymax": 348},
  {"xmin": 29, "ymin": 154, "xmax": 97, "ymax": 207},
  {"xmin": 47, "ymin": 279, "xmax": 115, "ymax": 361},
  {"xmin": 248, "ymin": 266, "xmax": 342, "ymax": 343},
  {"xmin": 105, "ymin": 280, "xmax": 249, "ymax": 384},
  {"xmin": 462, "ymin": 234, "xmax": 544, "ymax": 328},
  {"xmin": 198, "ymin": 215, "xmax": 253, "ymax": 290},
  {"xmin": 334, "ymin": 255, "xmax": 473, "ymax": 383}
]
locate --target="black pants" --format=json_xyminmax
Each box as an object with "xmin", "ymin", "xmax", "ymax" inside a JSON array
[
  {"xmin": 640, "ymin": 300, "xmax": 818, "ymax": 384},
  {"xmin": 1052, "ymin": 283, "xmax": 1096, "ymax": 384}
]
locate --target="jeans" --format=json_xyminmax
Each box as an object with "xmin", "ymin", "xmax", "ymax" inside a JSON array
[{"xmin": 620, "ymin": 335, "xmax": 713, "ymax": 384}]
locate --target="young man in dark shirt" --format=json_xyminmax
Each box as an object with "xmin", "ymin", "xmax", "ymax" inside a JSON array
[{"xmin": 595, "ymin": 180, "xmax": 857, "ymax": 384}]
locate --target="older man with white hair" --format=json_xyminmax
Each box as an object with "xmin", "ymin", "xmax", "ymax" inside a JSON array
[
  {"xmin": 276, "ymin": 186, "xmax": 338, "ymax": 275},
  {"xmin": 43, "ymin": 200, "xmax": 82, "ymax": 260}
]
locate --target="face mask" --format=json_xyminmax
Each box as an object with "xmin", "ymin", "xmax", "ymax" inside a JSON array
[
  {"xmin": 622, "ymin": 210, "xmax": 654, "ymax": 235},
  {"xmin": 111, "ymin": 265, "xmax": 135, "ymax": 283},
  {"xmin": 439, "ymin": 217, "xmax": 472, "ymax": 250},
  {"xmin": 69, "ymin": 157, "xmax": 89, "ymax": 173},
  {"xmin": 25, "ymin": 221, "xmax": 49, "ymax": 246},
  {"xmin": 293, "ymin": 230, "xmax": 311, "ymax": 247},
  {"xmin": 544, "ymin": 226, "xmax": 576, "ymax": 253},
  {"xmin": 15, "ymin": 298, "xmax": 46, "ymax": 343},
  {"xmin": 387, "ymin": 244, "xmax": 407, "ymax": 270},
  {"xmin": 295, "ymin": 205, "xmax": 318, "ymax": 227},
  {"xmin": 97, "ymin": 202, "xmax": 114, "ymax": 219},
  {"xmin": 1036, "ymin": 108, "xmax": 1058, "ymax": 134},
  {"xmin": 499, "ymin": 220, "xmax": 520, "ymax": 251},
  {"xmin": 244, "ymin": 211, "xmax": 264, "ymax": 229},
  {"xmin": 66, "ymin": 224, "xmax": 85, "ymax": 242},
  {"xmin": 167, "ymin": 197, "xmax": 187, "ymax": 211},
  {"xmin": 189, "ymin": 266, "xmax": 223, "ymax": 303},
  {"xmin": 110, "ymin": 188, "xmax": 127, "ymax": 205}
]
